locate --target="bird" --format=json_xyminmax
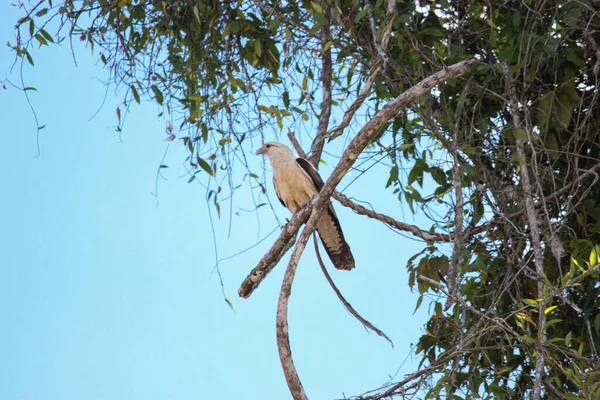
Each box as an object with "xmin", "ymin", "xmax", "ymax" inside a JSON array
[{"xmin": 256, "ymin": 141, "xmax": 355, "ymax": 270}]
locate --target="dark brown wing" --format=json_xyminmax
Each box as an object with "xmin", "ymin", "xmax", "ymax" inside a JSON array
[
  {"xmin": 295, "ymin": 157, "xmax": 355, "ymax": 270},
  {"xmin": 295, "ymin": 158, "xmax": 324, "ymax": 191}
]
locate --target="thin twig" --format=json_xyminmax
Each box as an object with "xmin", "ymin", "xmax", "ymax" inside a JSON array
[{"xmin": 313, "ymin": 234, "xmax": 393, "ymax": 347}]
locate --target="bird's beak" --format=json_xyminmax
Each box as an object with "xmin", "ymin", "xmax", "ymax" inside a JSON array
[{"xmin": 255, "ymin": 145, "xmax": 265, "ymax": 155}]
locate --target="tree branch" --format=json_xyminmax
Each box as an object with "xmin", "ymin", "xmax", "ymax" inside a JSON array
[
  {"xmin": 250, "ymin": 0, "xmax": 365, "ymax": 66},
  {"xmin": 328, "ymin": 0, "xmax": 396, "ymax": 142},
  {"xmin": 313, "ymin": 234, "xmax": 393, "ymax": 347},
  {"xmin": 238, "ymin": 207, "xmax": 309, "ymax": 299},
  {"xmin": 333, "ymin": 191, "xmax": 451, "ymax": 242},
  {"xmin": 307, "ymin": 2, "xmax": 332, "ymax": 167},
  {"xmin": 502, "ymin": 61, "xmax": 546, "ymax": 400},
  {"xmin": 276, "ymin": 220, "xmax": 314, "ymax": 400}
]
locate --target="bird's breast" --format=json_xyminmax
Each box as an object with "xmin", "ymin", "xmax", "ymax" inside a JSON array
[{"xmin": 273, "ymin": 160, "xmax": 316, "ymax": 213}]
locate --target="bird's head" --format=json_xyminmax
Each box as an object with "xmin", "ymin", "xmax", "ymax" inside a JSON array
[{"xmin": 255, "ymin": 142, "xmax": 293, "ymax": 159}]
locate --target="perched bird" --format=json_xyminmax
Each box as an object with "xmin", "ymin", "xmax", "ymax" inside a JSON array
[{"xmin": 256, "ymin": 141, "xmax": 355, "ymax": 270}]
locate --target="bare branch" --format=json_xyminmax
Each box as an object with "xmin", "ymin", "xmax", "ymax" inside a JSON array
[
  {"xmin": 287, "ymin": 129, "xmax": 308, "ymax": 158},
  {"xmin": 307, "ymin": 2, "xmax": 332, "ymax": 167},
  {"xmin": 328, "ymin": 62, "xmax": 382, "ymax": 142},
  {"xmin": 313, "ymin": 234, "xmax": 393, "ymax": 347},
  {"xmin": 276, "ymin": 223, "xmax": 315, "ymax": 400},
  {"xmin": 418, "ymin": 275, "xmax": 521, "ymax": 337},
  {"xmin": 333, "ymin": 191, "xmax": 451, "ymax": 242},
  {"xmin": 238, "ymin": 207, "xmax": 310, "ymax": 298},
  {"xmin": 502, "ymin": 61, "xmax": 546, "ymax": 400},
  {"xmin": 445, "ymin": 78, "xmax": 471, "ymax": 310}
]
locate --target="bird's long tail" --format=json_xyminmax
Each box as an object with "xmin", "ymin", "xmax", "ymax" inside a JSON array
[{"xmin": 315, "ymin": 208, "xmax": 355, "ymax": 270}]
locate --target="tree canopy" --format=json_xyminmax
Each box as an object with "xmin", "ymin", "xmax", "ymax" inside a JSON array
[{"xmin": 9, "ymin": 0, "xmax": 600, "ymax": 398}]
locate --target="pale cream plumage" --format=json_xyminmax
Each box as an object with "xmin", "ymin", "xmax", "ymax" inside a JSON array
[{"xmin": 256, "ymin": 142, "xmax": 355, "ymax": 270}]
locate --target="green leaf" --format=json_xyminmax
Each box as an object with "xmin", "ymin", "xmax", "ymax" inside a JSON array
[
  {"xmin": 543, "ymin": 319, "xmax": 562, "ymax": 330},
  {"xmin": 565, "ymin": 331, "xmax": 572, "ymax": 346},
  {"xmin": 283, "ymin": 91, "xmax": 290, "ymax": 109},
  {"xmin": 523, "ymin": 299, "xmax": 538, "ymax": 307},
  {"xmin": 39, "ymin": 28, "xmax": 54, "ymax": 43},
  {"xmin": 197, "ymin": 157, "xmax": 214, "ymax": 177},
  {"xmin": 413, "ymin": 294, "xmax": 423, "ymax": 315},
  {"xmin": 354, "ymin": 6, "xmax": 368, "ymax": 23},
  {"xmin": 130, "ymin": 85, "xmax": 140, "ymax": 104},
  {"xmin": 25, "ymin": 50, "xmax": 34, "ymax": 66},
  {"xmin": 254, "ymin": 40, "xmax": 262, "ymax": 57},
  {"xmin": 516, "ymin": 335, "xmax": 537, "ymax": 344},
  {"xmin": 513, "ymin": 128, "xmax": 527, "ymax": 141},
  {"xmin": 311, "ymin": 2, "xmax": 324, "ymax": 14},
  {"xmin": 151, "ymin": 85, "xmax": 163, "ymax": 105},
  {"xmin": 35, "ymin": 7, "xmax": 48, "ymax": 17}
]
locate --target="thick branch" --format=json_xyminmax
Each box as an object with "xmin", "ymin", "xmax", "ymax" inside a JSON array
[
  {"xmin": 316, "ymin": 60, "xmax": 476, "ymax": 210},
  {"xmin": 276, "ymin": 220, "xmax": 314, "ymax": 400},
  {"xmin": 308, "ymin": 2, "xmax": 332, "ymax": 167},
  {"xmin": 238, "ymin": 206, "xmax": 310, "ymax": 298}
]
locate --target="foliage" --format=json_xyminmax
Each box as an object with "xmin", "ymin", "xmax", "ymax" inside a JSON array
[{"xmin": 9, "ymin": 0, "xmax": 600, "ymax": 398}]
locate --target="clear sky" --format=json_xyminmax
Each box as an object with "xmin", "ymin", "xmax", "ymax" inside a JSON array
[{"xmin": 0, "ymin": 3, "xmax": 432, "ymax": 399}]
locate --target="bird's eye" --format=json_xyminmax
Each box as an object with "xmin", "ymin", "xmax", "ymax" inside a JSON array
[{"xmin": 266, "ymin": 144, "xmax": 271, "ymax": 148}]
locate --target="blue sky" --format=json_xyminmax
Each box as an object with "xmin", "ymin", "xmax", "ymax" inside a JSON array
[{"xmin": 0, "ymin": 3, "xmax": 432, "ymax": 399}]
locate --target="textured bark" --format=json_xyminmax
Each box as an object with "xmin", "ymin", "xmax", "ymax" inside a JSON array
[
  {"xmin": 238, "ymin": 209, "xmax": 308, "ymax": 299},
  {"xmin": 307, "ymin": 3, "xmax": 332, "ymax": 167},
  {"xmin": 503, "ymin": 62, "xmax": 547, "ymax": 400}
]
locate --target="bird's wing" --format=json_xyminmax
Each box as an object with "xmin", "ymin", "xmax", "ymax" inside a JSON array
[
  {"xmin": 273, "ymin": 177, "xmax": 287, "ymax": 208},
  {"xmin": 295, "ymin": 157, "xmax": 355, "ymax": 270},
  {"xmin": 295, "ymin": 157, "xmax": 324, "ymax": 191}
]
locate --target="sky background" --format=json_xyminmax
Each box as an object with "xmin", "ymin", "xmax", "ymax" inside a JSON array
[{"xmin": 0, "ymin": 3, "xmax": 434, "ymax": 399}]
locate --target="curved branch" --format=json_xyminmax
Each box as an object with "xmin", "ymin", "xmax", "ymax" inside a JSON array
[
  {"xmin": 277, "ymin": 212, "xmax": 321, "ymax": 400},
  {"xmin": 313, "ymin": 234, "xmax": 393, "ymax": 347}
]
